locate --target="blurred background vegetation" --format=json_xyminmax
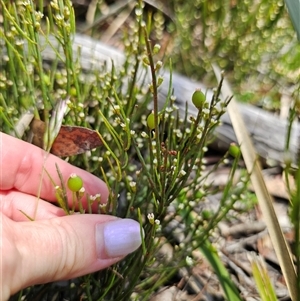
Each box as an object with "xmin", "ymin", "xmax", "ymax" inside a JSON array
[
  {"xmin": 166, "ymin": 0, "xmax": 300, "ymax": 106},
  {"xmin": 72, "ymin": 0, "xmax": 300, "ymax": 106}
]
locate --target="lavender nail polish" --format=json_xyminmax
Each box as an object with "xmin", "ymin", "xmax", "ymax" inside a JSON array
[{"xmin": 97, "ymin": 219, "xmax": 142, "ymax": 258}]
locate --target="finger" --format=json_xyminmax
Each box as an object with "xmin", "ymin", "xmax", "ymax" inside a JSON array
[
  {"xmin": 0, "ymin": 133, "xmax": 109, "ymax": 207},
  {"xmin": 0, "ymin": 190, "xmax": 66, "ymax": 221},
  {"xmin": 2, "ymin": 214, "xmax": 142, "ymax": 298}
]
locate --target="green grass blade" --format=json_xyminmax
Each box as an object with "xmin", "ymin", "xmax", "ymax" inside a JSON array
[
  {"xmin": 284, "ymin": 0, "xmax": 300, "ymax": 40},
  {"xmin": 199, "ymin": 240, "xmax": 242, "ymax": 301},
  {"xmin": 251, "ymin": 254, "xmax": 278, "ymax": 301}
]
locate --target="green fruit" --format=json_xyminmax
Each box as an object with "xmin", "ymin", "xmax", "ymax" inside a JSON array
[
  {"xmin": 147, "ymin": 112, "xmax": 160, "ymax": 130},
  {"xmin": 70, "ymin": 86, "xmax": 77, "ymax": 96},
  {"xmin": 42, "ymin": 74, "xmax": 50, "ymax": 86},
  {"xmin": 192, "ymin": 90, "xmax": 206, "ymax": 109},
  {"xmin": 229, "ymin": 143, "xmax": 241, "ymax": 158},
  {"xmin": 202, "ymin": 210, "xmax": 213, "ymax": 220},
  {"xmin": 67, "ymin": 174, "xmax": 83, "ymax": 192}
]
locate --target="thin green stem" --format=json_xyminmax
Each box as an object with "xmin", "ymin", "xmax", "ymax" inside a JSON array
[{"xmin": 143, "ymin": 28, "xmax": 161, "ymax": 171}]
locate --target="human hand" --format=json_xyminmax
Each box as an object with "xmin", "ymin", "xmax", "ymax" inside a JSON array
[{"xmin": 0, "ymin": 133, "xmax": 142, "ymax": 300}]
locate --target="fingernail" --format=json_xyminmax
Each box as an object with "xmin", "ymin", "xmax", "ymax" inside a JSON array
[{"xmin": 99, "ymin": 219, "xmax": 142, "ymax": 258}]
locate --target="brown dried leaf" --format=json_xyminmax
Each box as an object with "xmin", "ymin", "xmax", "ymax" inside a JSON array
[{"xmin": 30, "ymin": 119, "xmax": 102, "ymax": 157}]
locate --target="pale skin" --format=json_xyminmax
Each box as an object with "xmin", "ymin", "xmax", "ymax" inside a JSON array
[{"xmin": 0, "ymin": 133, "xmax": 132, "ymax": 300}]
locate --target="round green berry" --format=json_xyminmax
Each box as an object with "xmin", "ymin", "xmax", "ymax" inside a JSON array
[
  {"xmin": 202, "ymin": 210, "xmax": 213, "ymax": 220},
  {"xmin": 147, "ymin": 112, "xmax": 160, "ymax": 130},
  {"xmin": 42, "ymin": 74, "xmax": 50, "ymax": 86},
  {"xmin": 192, "ymin": 90, "xmax": 206, "ymax": 109},
  {"xmin": 67, "ymin": 174, "xmax": 83, "ymax": 192},
  {"xmin": 70, "ymin": 86, "xmax": 77, "ymax": 96},
  {"xmin": 229, "ymin": 143, "xmax": 241, "ymax": 158}
]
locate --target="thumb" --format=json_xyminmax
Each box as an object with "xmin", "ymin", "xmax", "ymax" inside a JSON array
[{"xmin": 2, "ymin": 214, "xmax": 142, "ymax": 298}]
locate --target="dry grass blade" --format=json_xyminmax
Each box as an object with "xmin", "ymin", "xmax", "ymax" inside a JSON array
[
  {"xmin": 79, "ymin": 0, "xmax": 135, "ymax": 33},
  {"xmin": 100, "ymin": 2, "xmax": 135, "ymax": 43},
  {"xmin": 212, "ymin": 63, "xmax": 297, "ymax": 300},
  {"xmin": 13, "ymin": 110, "xmax": 34, "ymax": 138}
]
